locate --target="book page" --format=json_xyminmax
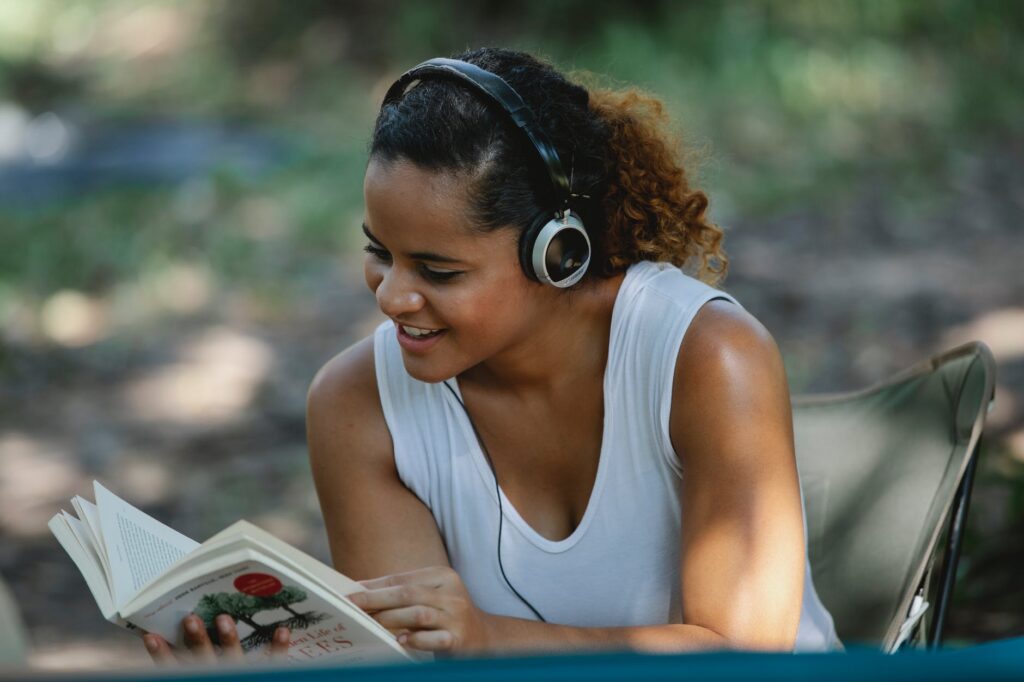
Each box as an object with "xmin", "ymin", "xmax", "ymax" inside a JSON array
[
  {"xmin": 64, "ymin": 505, "xmax": 113, "ymax": 596},
  {"xmin": 94, "ymin": 481, "xmax": 199, "ymax": 608},
  {"xmin": 72, "ymin": 496, "xmax": 105, "ymax": 556},
  {"xmin": 62, "ymin": 511, "xmax": 104, "ymax": 579},
  {"xmin": 48, "ymin": 514, "xmax": 116, "ymax": 619}
]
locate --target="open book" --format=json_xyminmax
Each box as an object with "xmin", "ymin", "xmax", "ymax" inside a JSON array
[{"xmin": 48, "ymin": 481, "xmax": 412, "ymax": 665}]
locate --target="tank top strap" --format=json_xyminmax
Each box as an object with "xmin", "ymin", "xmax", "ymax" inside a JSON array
[
  {"xmin": 610, "ymin": 261, "xmax": 744, "ymax": 477},
  {"xmin": 373, "ymin": 320, "xmax": 452, "ymax": 512}
]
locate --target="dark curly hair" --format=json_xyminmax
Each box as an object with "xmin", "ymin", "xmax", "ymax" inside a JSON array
[{"xmin": 368, "ymin": 47, "xmax": 728, "ymax": 287}]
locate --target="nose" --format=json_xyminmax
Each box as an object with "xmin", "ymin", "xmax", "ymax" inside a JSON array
[{"xmin": 373, "ymin": 267, "xmax": 426, "ymax": 319}]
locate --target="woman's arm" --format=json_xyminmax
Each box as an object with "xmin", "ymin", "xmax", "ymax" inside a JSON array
[
  {"xmin": 667, "ymin": 299, "xmax": 805, "ymax": 650},
  {"xmin": 306, "ymin": 335, "xmax": 450, "ymax": 579},
  {"xmin": 351, "ymin": 301, "xmax": 805, "ymax": 654}
]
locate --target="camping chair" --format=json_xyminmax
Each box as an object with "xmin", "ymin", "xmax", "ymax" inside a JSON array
[{"xmin": 792, "ymin": 341, "xmax": 996, "ymax": 652}]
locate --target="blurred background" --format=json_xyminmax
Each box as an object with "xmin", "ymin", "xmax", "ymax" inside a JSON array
[{"xmin": 0, "ymin": 0, "xmax": 1021, "ymax": 670}]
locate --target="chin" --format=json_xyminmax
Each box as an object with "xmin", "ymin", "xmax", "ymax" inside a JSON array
[{"xmin": 400, "ymin": 357, "xmax": 457, "ymax": 385}]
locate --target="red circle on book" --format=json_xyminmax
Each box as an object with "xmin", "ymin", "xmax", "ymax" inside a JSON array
[{"xmin": 234, "ymin": 573, "xmax": 283, "ymax": 597}]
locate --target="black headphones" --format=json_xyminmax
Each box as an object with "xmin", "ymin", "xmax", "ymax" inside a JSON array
[{"xmin": 381, "ymin": 57, "xmax": 592, "ymax": 289}]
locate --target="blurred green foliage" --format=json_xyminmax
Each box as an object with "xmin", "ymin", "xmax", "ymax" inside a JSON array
[{"xmin": 0, "ymin": 0, "xmax": 1021, "ymax": 310}]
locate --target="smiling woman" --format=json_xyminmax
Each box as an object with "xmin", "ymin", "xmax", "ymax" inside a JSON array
[{"xmin": 149, "ymin": 46, "xmax": 841, "ymax": 664}]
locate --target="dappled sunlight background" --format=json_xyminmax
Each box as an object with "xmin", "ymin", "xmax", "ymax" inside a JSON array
[{"xmin": 1, "ymin": 0, "xmax": 1022, "ymax": 670}]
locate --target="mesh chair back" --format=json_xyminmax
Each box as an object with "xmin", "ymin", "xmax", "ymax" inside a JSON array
[{"xmin": 792, "ymin": 342, "xmax": 995, "ymax": 650}]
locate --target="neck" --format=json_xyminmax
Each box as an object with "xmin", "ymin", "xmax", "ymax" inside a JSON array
[{"xmin": 459, "ymin": 273, "xmax": 626, "ymax": 400}]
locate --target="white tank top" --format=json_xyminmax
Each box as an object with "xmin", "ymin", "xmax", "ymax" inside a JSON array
[{"xmin": 373, "ymin": 260, "xmax": 842, "ymax": 651}]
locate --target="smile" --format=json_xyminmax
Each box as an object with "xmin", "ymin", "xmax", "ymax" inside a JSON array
[
  {"xmin": 395, "ymin": 322, "xmax": 448, "ymax": 354},
  {"xmin": 400, "ymin": 324, "xmax": 445, "ymax": 338}
]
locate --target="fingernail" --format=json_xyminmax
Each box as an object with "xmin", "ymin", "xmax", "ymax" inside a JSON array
[
  {"xmin": 398, "ymin": 633, "xmax": 408, "ymax": 645},
  {"xmin": 348, "ymin": 592, "xmax": 364, "ymax": 605},
  {"xmin": 217, "ymin": 615, "xmax": 232, "ymax": 636},
  {"xmin": 275, "ymin": 627, "xmax": 289, "ymax": 643},
  {"xmin": 144, "ymin": 635, "xmax": 158, "ymax": 652},
  {"xmin": 185, "ymin": 617, "xmax": 199, "ymax": 635}
]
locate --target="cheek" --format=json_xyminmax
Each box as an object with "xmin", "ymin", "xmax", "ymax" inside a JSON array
[
  {"xmin": 450, "ymin": 278, "xmax": 535, "ymax": 337},
  {"xmin": 364, "ymin": 258, "xmax": 383, "ymax": 293}
]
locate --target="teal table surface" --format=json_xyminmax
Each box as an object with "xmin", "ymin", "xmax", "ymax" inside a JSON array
[{"xmin": 14, "ymin": 637, "xmax": 1024, "ymax": 681}]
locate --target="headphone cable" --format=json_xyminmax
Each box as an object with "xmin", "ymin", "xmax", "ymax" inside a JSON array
[{"xmin": 443, "ymin": 380, "xmax": 547, "ymax": 623}]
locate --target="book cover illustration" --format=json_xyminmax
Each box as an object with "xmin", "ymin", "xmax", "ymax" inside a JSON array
[
  {"xmin": 193, "ymin": 573, "xmax": 330, "ymax": 651},
  {"xmin": 130, "ymin": 561, "xmax": 391, "ymax": 663}
]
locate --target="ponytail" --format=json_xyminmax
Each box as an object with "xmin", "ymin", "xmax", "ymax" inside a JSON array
[{"xmin": 588, "ymin": 86, "xmax": 728, "ymax": 286}]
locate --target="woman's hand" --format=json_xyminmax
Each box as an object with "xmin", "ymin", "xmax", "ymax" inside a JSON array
[
  {"xmin": 348, "ymin": 566, "xmax": 492, "ymax": 655},
  {"xmin": 142, "ymin": 614, "xmax": 291, "ymax": 665}
]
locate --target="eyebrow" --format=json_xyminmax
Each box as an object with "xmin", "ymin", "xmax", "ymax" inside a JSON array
[{"xmin": 362, "ymin": 223, "xmax": 464, "ymax": 265}]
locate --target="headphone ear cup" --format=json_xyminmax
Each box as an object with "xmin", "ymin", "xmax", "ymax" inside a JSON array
[
  {"xmin": 518, "ymin": 213, "xmax": 549, "ymax": 283},
  {"xmin": 519, "ymin": 210, "xmax": 591, "ymax": 288}
]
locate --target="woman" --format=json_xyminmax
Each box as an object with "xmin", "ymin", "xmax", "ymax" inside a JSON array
[{"xmin": 145, "ymin": 46, "xmax": 840, "ymax": 663}]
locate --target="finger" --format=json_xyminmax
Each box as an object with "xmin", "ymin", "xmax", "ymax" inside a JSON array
[
  {"xmin": 183, "ymin": 614, "xmax": 217, "ymax": 663},
  {"xmin": 269, "ymin": 627, "xmax": 290, "ymax": 661},
  {"xmin": 371, "ymin": 605, "xmax": 444, "ymax": 631},
  {"xmin": 348, "ymin": 584, "xmax": 432, "ymax": 613},
  {"xmin": 358, "ymin": 566, "xmax": 452, "ymax": 591},
  {"xmin": 214, "ymin": 614, "xmax": 244, "ymax": 662},
  {"xmin": 399, "ymin": 629, "xmax": 454, "ymax": 652},
  {"xmin": 376, "ymin": 625, "xmax": 413, "ymax": 639},
  {"xmin": 358, "ymin": 574, "xmax": 408, "ymax": 591},
  {"xmin": 143, "ymin": 633, "xmax": 179, "ymax": 666}
]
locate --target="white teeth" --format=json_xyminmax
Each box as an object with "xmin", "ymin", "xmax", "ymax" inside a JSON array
[{"xmin": 401, "ymin": 325, "xmax": 442, "ymax": 338}]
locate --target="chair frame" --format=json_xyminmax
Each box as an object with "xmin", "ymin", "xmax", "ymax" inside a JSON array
[
  {"xmin": 792, "ymin": 341, "xmax": 996, "ymax": 651},
  {"xmin": 928, "ymin": 433, "xmax": 981, "ymax": 648}
]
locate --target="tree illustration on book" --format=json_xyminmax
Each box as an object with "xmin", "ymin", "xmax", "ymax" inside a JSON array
[{"xmin": 194, "ymin": 573, "xmax": 329, "ymax": 651}]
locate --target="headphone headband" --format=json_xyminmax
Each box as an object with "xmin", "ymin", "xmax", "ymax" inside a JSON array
[
  {"xmin": 380, "ymin": 56, "xmax": 591, "ymax": 288},
  {"xmin": 382, "ymin": 57, "xmax": 571, "ymax": 212}
]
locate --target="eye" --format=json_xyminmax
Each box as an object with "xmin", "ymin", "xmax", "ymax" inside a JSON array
[
  {"xmin": 364, "ymin": 244, "xmax": 462, "ymax": 283},
  {"xmin": 363, "ymin": 244, "xmax": 391, "ymax": 261},
  {"xmin": 419, "ymin": 266, "xmax": 462, "ymax": 283}
]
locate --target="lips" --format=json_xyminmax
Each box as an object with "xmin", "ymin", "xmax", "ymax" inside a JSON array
[
  {"xmin": 395, "ymin": 321, "xmax": 448, "ymax": 353},
  {"xmin": 400, "ymin": 324, "xmax": 444, "ymax": 338}
]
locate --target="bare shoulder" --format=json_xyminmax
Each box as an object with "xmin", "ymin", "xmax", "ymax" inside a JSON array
[
  {"xmin": 307, "ymin": 334, "xmax": 379, "ymax": 423},
  {"xmin": 669, "ymin": 298, "xmax": 793, "ymax": 467},
  {"xmin": 307, "ymin": 334, "xmax": 382, "ymax": 426},
  {"xmin": 678, "ymin": 299, "xmax": 779, "ymax": 375},
  {"xmin": 306, "ymin": 334, "xmax": 392, "ymax": 476},
  {"xmin": 305, "ymin": 333, "xmax": 390, "ymax": 483}
]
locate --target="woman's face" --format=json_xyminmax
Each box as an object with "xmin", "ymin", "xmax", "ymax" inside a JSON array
[{"xmin": 362, "ymin": 157, "xmax": 550, "ymax": 383}]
